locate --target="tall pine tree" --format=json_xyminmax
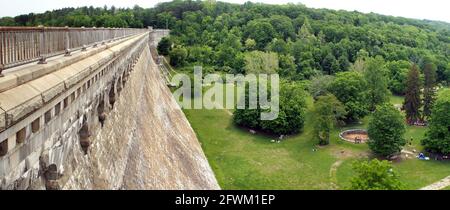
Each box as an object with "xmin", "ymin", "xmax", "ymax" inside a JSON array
[
  {"xmin": 423, "ymin": 61, "xmax": 437, "ymax": 120},
  {"xmin": 403, "ymin": 64, "xmax": 422, "ymax": 124}
]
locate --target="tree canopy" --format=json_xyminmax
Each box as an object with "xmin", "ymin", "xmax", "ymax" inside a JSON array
[{"xmin": 1, "ymin": 1, "xmax": 448, "ymax": 85}]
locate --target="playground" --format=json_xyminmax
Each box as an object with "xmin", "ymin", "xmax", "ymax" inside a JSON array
[{"xmin": 339, "ymin": 129, "xmax": 369, "ymax": 144}]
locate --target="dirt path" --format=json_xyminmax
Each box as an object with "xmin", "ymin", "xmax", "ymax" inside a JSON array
[
  {"xmin": 420, "ymin": 175, "xmax": 450, "ymax": 190},
  {"xmin": 329, "ymin": 160, "xmax": 343, "ymax": 190}
]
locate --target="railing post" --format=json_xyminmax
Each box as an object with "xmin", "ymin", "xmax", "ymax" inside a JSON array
[
  {"xmin": 92, "ymin": 27, "xmax": 98, "ymax": 48},
  {"xmin": 111, "ymin": 28, "xmax": 117, "ymax": 41},
  {"xmin": 81, "ymin": 26, "xmax": 86, "ymax": 51},
  {"xmin": 64, "ymin": 26, "xmax": 71, "ymax": 56},
  {"xmin": 108, "ymin": 28, "xmax": 112, "ymax": 43},
  {"xmin": 101, "ymin": 27, "xmax": 106, "ymax": 45},
  {"xmin": 38, "ymin": 25, "xmax": 47, "ymax": 64}
]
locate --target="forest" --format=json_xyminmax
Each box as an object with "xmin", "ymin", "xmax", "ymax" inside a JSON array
[{"xmin": 2, "ymin": 0, "xmax": 448, "ymax": 89}]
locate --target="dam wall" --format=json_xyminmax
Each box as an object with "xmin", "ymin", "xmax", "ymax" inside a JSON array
[{"xmin": 0, "ymin": 28, "xmax": 219, "ymax": 190}]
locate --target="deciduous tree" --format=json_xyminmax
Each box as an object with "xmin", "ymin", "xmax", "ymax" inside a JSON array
[
  {"xmin": 329, "ymin": 71, "xmax": 368, "ymax": 122},
  {"xmin": 313, "ymin": 94, "xmax": 346, "ymax": 145},
  {"xmin": 368, "ymin": 103, "xmax": 406, "ymax": 157},
  {"xmin": 364, "ymin": 56, "xmax": 390, "ymax": 111},
  {"xmin": 421, "ymin": 89, "xmax": 450, "ymax": 154}
]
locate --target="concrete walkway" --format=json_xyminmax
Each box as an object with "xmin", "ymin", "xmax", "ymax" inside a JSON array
[{"xmin": 420, "ymin": 175, "xmax": 450, "ymax": 190}]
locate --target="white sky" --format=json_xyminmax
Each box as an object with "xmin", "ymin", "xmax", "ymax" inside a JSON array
[{"xmin": 0, "ymin": 0, "xmax": 449, "ymax": 23}]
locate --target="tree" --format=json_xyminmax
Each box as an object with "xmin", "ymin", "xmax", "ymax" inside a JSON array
[
  {"xmin": 403, "ymin": 64, "xmax": 422, "ymax": 124},
  {"xmin": 364, "ymin": 56, "xmax": 390, "ymax": 111},
  {"xmin": 337, "ymin": 55, "xmax": 350, "ymax": 72},
  {"xmin": 349, "ymin": 159, "xmax": 404, "ymax": 190},
  {"xmin": 313, "ymin": 94, "xmax": 346, "ymax": 145},
  {"xmin": 260, "ymin": 82, "xmax": 307, "ymax": 135},
  {"xmin": 368, "ymin": 103, "xmax": 406, "ymax": 157},
  {"xmin": 66, "ymin": 14, "xmax": 93, "ymax": 27},
  {"xmin": 386, "ymin": 60, "xmax": 410, "ymax": 95},
  {"xmin": 269, "ymin": 15, "xmax": 295, "ymax": 40},
  {"xmin": 298, "ymin": 51, "xmax": 317, "ymax": 78},
  {"xmin": 233, "ymin": 82, "xmax": 307, "ymax": 135},
  {"xmin": 278, "ymin": 54, "xmax": 296, "ymax": 79},
  {"xmin": 309, "ymin": 75, "xmax": 334, "ymax": 100},
  {"xmin": 157, "ymin": 37, "xmax": 172, "ymax": 56},
  {"xmin": 244, "ymin": 51, "xmax": 279, "ymax": 74},
  {"xmin": 102, "ymin": 14, "xmax": 128, "ymax": 27},
  {"xmin": 322, "ymin": 53, "xmax": 337, "ymax": 75},
  {"xmin": 215, "ymin": 44, "xmax": 244, "ymax": 73},
  {"xmin": 267, "ymin": 38, "xmax": 290, "ymax": 55},
  {"xmin": 244, "ymin": 38, "xmax": 256, "ymax": 51},
  {"xmin": 156, "ymin": 12, "xmax": 176, "ymax": 29},
  {"xmin": 244, "ymin": 19, "xmax": 276, "ymax": 50},
  {"xmin": 351, "ymin": 49, "xmax": 369, "ymax": 71},
  {"xmin": 169, "ymin": 46, "xmax": 188, "ymax": 67},
  {"xmin": 232, "ymin": 83, "xmax": 261, "ymax": 129},
  {"xmin": 421, "ymin": 89, "xmax": 450, "ymax": 154},
  {"xmin": 298, "ymin": 17, "xmax": 313, "ymax": 40},
  {"xmin": 329, "ymin": 71, "xmax": 369, "ymax": 122},
  {"xmin": 423, "ymin": 61, "xmax": 437, "ymax": 120},
  {"xmin": 187, "ymin": 45, "xmax": 213, "ymax": 64}
]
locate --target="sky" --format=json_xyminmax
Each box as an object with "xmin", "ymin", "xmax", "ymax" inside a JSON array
[{"xmin": 0, "ymin": 0, "xmax": 449, "ymax": 23}]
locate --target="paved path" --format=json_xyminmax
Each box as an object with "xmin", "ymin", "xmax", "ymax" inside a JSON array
[{"xmin": 420, "ymin": 175, "xmax": 450, "ymax": 190}]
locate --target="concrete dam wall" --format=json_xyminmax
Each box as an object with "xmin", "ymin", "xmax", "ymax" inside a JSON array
[{"xmin": 0, "ymin": 30, "xmax": 219, "ymax": 190}]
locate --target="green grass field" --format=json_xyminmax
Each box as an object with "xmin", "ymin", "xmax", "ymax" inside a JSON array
[{"xmin": 173, "ymin": 70, "xmax": 450, "ymax": 189}]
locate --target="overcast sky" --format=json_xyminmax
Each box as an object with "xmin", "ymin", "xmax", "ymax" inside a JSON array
[{"xmin": 0, "ymin": 0, "xmax": 449, "ymax": 23}]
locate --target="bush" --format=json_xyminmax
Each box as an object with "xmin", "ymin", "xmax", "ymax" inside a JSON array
[{"xmin": 349, "ymin": 159, "xmax": 404, "ymax": 190}]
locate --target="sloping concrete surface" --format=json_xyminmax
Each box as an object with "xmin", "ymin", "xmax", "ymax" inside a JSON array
[
  {"xmin": 119, "ymin": 46, "xmax": 219, "ymax": 189},
  {"xmin": 62, "ymin": 44, "xmax": 219, "ymax": 190}
]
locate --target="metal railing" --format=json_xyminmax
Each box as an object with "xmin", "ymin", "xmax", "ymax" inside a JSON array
[{"xmin": 0, "ymin": 26, "xmax": 148, "ymax": 75}]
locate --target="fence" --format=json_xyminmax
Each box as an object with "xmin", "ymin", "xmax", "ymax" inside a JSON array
[{"xmin": 0, "ymin": 27, "xmax": 148, "ymax": 74}]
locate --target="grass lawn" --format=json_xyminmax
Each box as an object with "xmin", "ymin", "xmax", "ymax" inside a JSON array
[
  {"xmin": 390, "ymin": 94, "xmax": 404, "ymax": 105},
  {"xmin": 172, "ymin": 69, "xmax": 450, "ymax": 189}
]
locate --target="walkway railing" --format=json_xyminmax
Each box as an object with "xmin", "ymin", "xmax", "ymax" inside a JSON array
[{"xmin": 0, "ymin": 27, "xmax": 148, "ymax": 75}]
